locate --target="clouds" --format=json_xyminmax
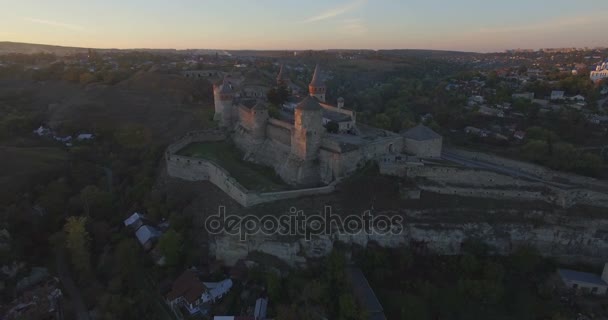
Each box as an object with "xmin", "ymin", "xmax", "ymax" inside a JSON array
[
  {"xmin": 338, "ymin": 18, "xmax": 368, "ymax": 35},
  {"xmin": 303, "ymin": 0, "xmax": 367, "ymax": 23},
  {"xmin": 24, "ymin": 17, "xmax": 85, "ymax": 31}
]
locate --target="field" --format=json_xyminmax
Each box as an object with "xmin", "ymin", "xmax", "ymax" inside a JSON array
[{"xmin": 177, "ymin": 141, "xmax": 288, "ymax": 192}]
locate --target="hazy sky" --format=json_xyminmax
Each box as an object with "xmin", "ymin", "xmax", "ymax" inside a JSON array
[{"xmin": 1, "ymin": 0, "xmax": 608, "ymax": 52}]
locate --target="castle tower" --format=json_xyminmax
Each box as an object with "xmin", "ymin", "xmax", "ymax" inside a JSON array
[
  {"xmin": 308, "ymin": 64, "xmax": 326, "ymax": 103},
  {"xmin": 213, "ymin": 77, "xmax": 235, "ymax": 128},
  {"xmin": 291, "ymin": 96, "xmax": 324, "ymax": 160},
  {"xmin": 251, "ymin": 101, "xmax": 269, "ymax": 141}
]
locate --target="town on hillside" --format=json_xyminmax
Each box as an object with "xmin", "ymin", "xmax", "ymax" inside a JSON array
[{"xmin": 1, "ymin": 40, "xmax": 608, "ymax": 320}]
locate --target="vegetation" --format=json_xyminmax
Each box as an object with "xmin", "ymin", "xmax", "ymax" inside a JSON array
[
  {"xmin": 176, "ymin": 141, "xmax": 288, "ymax": 191},
  {"xmin": 355, "ymin": 245, "xmax": 572, "ymax": 320}
]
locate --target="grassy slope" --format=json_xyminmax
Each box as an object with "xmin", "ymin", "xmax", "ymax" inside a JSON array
[{"xmin": 176, "ymin": 141, "xmax": 287, "ymax": 192}]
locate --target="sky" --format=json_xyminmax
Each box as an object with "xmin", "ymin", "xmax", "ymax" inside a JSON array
[{"xmin": 1, "ymin": 0, "xmax": 608, "ymax": 52}]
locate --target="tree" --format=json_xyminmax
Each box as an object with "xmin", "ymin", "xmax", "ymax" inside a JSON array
[
  {"xmin": 80, "ymin": 185, "xmax": 113, "ymax": 219},
  {"xmin": 326, "ymin": 121, "xmax": 339, "ymax": 133},
  {"xmin": 64, "ymin": 216, "xmax": 91, "ymax": 276},
  {"xmin": 267, "ymin": 85, "xmax": 289, "ymax": 106},
  {"xmin": 157, "ymin": 229, "xmax": 183, "ymax": 267},
  {"xmin": 338, "ymin": 293, "xmax": 360, "ymax": 320}
]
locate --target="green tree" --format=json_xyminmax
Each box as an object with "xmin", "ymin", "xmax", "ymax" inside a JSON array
[
  {"xmin": 64, "ymin": 216, "xmax": 91, "ymax": 276},
  {"xmin": 338, "ymin": 293, "xmax": 359, "ymax": 320},
  {"xmin": 157, "ymin": 229, "xmax": 183, "ymax": 267},
  {"xmin": 326, "ymin": 121, "xmax": 339, "ymax": 133}
]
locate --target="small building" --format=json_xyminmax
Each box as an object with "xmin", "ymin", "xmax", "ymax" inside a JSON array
[
  {"xmin": 402, "ymin": 124, "xmax": 443, "ymax": 158},
  {"xmin": 135, "ymin": 225, "xmax": 161, "ymax": 251},
  {"xmin": 558, "ymin": 263, "xmax": 608, "ymax": 295},
  {"xmin": 551, "ymin": 90, "xmax": 565, "ymax": 101},
  {"xmin": 166, "ymin": 270, "xmax": 234, "ymax": 317},
  {"xmin": 513, "ymin": 131, "xmax": 526, "ymax": 140},
  {"xmin": 76, "ymin": 133, "xmax": 94, "ymax": 141},
  {"xmin": 254, "ymin": 296, "xmax": 268, "ymax": 320},
  {"xmin": 512, "ymin": 92, "xmax": 535, "ymax": 101},
  {"xmin": 123, "ymin": 212, "xmax": 144, "ymax": 230}
]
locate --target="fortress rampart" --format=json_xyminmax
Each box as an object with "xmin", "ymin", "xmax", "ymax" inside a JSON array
[{"xmin": 165, "ymin": 130, "xmax": 337, "ymax": 207}]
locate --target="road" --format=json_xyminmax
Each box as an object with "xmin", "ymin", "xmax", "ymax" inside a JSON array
[
  {"xmin": 441, "ymin": 150, "xmax": 572, "ymax": 189},
  {"xmin": 55, "ymin": 248, "xmax": 90, "ymax": 320}
]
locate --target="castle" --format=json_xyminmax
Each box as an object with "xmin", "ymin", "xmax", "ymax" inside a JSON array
[{"xmin": 212, "ymin": 64, "xmax": 443, "ymax": 187}]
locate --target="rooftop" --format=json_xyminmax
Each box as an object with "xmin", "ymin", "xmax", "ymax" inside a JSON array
[
  {"xmin": 309, "ymin": 64, "xmax": 325, "ymax": 87},
  {"xmin": 558, "ymin": 269, "xmax": 608, "ymax": 287},
  {"xmin": 135, "ymin": 225, "xmax": 161, "ymax": 246},
  {"xmin": 296, "ymin": 96, "xmax": 323, "ymax": 111},
  {"xmin": 166, "ymin": 269, "xmax": 206, "ymax": 304},
  {"xmin": 402, "ymin": 124, "xmax": 442, "ymax": 141}
]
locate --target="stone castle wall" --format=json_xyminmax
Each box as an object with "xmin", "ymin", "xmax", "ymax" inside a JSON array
[
  {"xmin": 166, "ymin": 130, "xmax": 337, "ymax": 207},
  {"xmin": 380, "ymin": 164, "xmax": 608, "ymax": 208},
  {"xmin": 446, "ymin": 147, "xmax": 608, "ymax": 191},
  {"xmin": 211, "ymin": 218, "xmax": 608, "ymax": 267}
]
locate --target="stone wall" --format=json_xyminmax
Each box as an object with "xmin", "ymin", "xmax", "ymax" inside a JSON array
[
  {"xmin": 380, "ymin": 164, "xmax": 608, "ymax": 208},
  {"xmin": 211, "ymin": 218, "xmax": 608, "ymax": 267},
  {"xmin": 446, "ymin": 147, "xmax": 608, "ymax": 191},
  {"xmin": 266, "ymin": 121, "xmax": 292, "ymax": 147},
  {"xmin": 166, "ymin": 130, "xmax": 338, "ymax": 207},
  {"xmin": 405, "ymin": 137, "xmax": 442, "ymax": 158}
]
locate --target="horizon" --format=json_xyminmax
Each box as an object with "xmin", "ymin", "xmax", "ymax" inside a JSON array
[{"xmin": 1, "ymin": 0, "xmax": 608, "ymax": 53}]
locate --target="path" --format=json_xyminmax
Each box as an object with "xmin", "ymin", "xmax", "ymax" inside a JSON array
[
  {"xmin": 441, "ymin": 150, "xmax": 572, "ymax": 189},
  {"xmin": 55, "ymin": 248, "xmax": 90, "ymax": 320}
]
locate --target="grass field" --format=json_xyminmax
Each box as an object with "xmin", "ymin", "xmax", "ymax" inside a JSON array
[{"xmin": 177, "ymin": 141, "xmax": 288, "ymax": 192}]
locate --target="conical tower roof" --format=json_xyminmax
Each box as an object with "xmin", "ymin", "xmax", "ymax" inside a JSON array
[{"xmin": 309, "ymin": 64, "xmax": 324, "ymax": 87}]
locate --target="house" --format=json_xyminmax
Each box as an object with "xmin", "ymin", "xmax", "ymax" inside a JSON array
[
  {"xmin": 513, "ymin": 131, "xmax": 526, "ymax": 140},
  {"xmin": 512, "ymin": 92, "xmax": 534, "ymax": 101},
  {"xmin": 478, "ymin": 105, "xmax": 504, "ymax": 118},
  {"xmin": 166, "ymin": 270, "xmax": 234, "ymax": 317},
  {"xmin": 76, "ymin": 133, "xmax": 94, "ymax": 141},
  {"xmin": 123, "ymin": 212, "xmax": 144, "ymax": 230},
  {"xmin": 551, "ymin": 90, "xmax": 565, "ymax": 101},
  {"xmin": 569, "ymin": 94, "xmax": 585, "ymax": 102},
  {"xmin": 402, "ymin": 124, "xmax": 443, "ymax": 158},
  {"xmin": 254, "ymin": 296, "xmax": 268, "ymax": 320},
  {"xmin": 588, "ymin": 114, "xmax": 608, "ymax": 125},
  {"xmin": 346, "ymin": 267, "xmax": 386, "ymax": 320},
  {"xmin": 558, "ymin": 263, "xmax": 608, "ymax": 295},
  {"xmin": 532, "ymin": 99, "xmax": 549, "ymax": 107},
  {"xmin": 135, "ymin": 225, "xmax": 161, "ymax": 251}
]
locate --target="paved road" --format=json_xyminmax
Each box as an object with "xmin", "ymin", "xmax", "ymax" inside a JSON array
[
  {"xmin": 55, "ymin": 249, "xmax": 90, "ymax": 320},
  {"xmin": 441, "ymin": 150, "xmax": 572, "ymax": 189}
]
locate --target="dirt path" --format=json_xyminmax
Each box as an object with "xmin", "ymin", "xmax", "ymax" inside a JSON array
[{"xmin": 55, "ymin": 248, "xmax": 90, "ymax": 320}]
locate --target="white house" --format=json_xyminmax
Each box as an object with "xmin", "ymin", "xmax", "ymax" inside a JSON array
[
  {"xmin": 590, "ymin": 62, "xmax": 608, "ymax": 83},
  {"xmin": 558, "ymin": 263, "xmax": 608, "ymax": 295},
  {"xmin": 166, "ymin": 270, "xmax": 233, "ymax": 316}
]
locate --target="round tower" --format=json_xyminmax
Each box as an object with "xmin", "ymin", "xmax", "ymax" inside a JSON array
[
  {"xmin": 213, "ymin": 78, "xmax": 235, "ymax": 128},
  {"xmin": 292, "ymin": 96, "xmax": 324, "ymax": 161},
  {"xmin": 308, "ymin": 64, "xmax": 326, "ymax": 103}
]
